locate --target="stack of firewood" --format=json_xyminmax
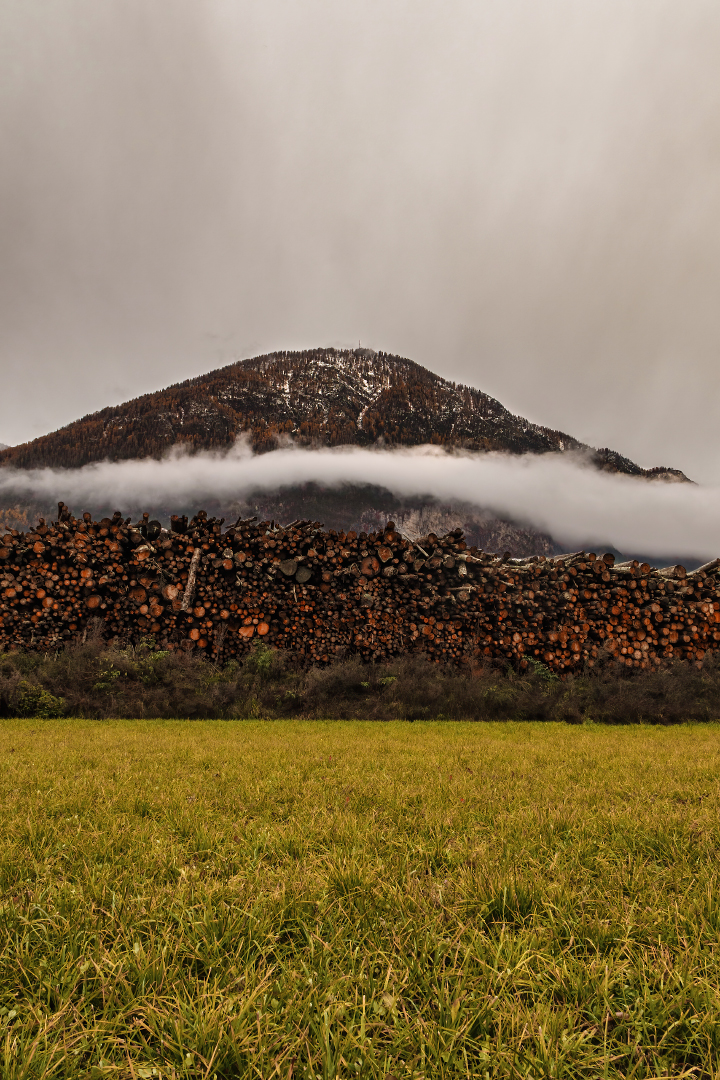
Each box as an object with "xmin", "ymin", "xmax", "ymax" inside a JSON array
[{"xmin": 1, "ymin": 502, "xmax": 718, "ymax": 672}]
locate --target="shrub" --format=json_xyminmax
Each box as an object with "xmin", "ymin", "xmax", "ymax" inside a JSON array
[
  {"xmin": 0, "ymin": 640, "xmax": 719, "ymax": 722},
  {"xmin": 14, "ymin": 679, "xmax": 65, "ymax": 719}
]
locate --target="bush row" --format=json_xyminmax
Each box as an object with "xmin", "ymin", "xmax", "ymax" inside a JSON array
[{"xmin": 2, "ymin": 634, "xmax": 720, "ymax": 724}]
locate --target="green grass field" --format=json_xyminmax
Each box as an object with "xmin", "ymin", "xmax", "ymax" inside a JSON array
[{"xmin": 2, "ymin": 720, "xmax": 720, "ymax": 1079}]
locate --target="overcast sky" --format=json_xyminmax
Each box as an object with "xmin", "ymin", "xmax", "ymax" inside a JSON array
[{"xmin": 1, "ymin": 1, "xmax": 719, "ymax": 479}]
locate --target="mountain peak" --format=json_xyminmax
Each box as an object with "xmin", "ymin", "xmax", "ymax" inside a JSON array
[{"xmin": 0, "ymin": 347, "xmax": 689, "ymax": 480}]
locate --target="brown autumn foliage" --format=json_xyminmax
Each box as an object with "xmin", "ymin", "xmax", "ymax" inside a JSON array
[{"xmin": 0, "ymin": 347, "xmax": 684, "ymax": 476}]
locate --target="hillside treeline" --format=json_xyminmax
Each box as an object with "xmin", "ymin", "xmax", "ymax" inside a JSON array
[{"xmin": 0, "ymin": 348, "xmax": 678, "ymax": 475}]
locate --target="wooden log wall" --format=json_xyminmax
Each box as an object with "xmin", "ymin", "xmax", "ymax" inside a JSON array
[{"xmin": 1, "ymin": 503, "xmax": 719, "ymax": 672}]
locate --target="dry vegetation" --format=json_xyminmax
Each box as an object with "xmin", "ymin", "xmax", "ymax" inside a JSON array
[
  {"xmin": 5, "ymin": 636, "xmax": 720, "ymax": 723},
  {"xmin": 2, "ymin": 720, "xmax": 720, "ymax": 1077}
]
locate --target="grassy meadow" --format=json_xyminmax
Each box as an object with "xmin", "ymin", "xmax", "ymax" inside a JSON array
[{"xmin": 2, "ymin": 720, "xmax": 720, "ymax": 1078}]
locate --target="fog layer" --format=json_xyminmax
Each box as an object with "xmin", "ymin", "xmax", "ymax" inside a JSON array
[{"xmin": 1, "ymin": 445, "xmax": 718, "ymax": 561}]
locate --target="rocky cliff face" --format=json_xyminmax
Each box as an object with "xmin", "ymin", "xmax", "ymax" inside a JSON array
[
  {"xmin": 224, "ymin": 484, "xmax": 561, "ymax": 558},
  {"xmin": 0, "ymin": 347, "xmax": 689, "ymax": 479}
]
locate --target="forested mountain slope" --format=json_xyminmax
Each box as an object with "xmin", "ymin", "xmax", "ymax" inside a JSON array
[{"xmin": 0, "ymin": 348, "xmax": 688, "ymax": 479}]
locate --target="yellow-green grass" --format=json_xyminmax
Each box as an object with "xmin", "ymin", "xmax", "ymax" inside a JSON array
[{"xmin": 2, "ymin": 720, "xmax": 720, "ymax": 1078}]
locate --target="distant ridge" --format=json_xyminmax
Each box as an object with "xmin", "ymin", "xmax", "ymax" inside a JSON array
[{"xmin": 0, "ymin": 347, "xmax": 689, "ymax": 480}]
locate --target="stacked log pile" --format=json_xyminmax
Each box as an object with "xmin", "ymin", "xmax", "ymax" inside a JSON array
[{"xmin": 1, "ymin": 503, "xmax": 720, "ymax": 672}]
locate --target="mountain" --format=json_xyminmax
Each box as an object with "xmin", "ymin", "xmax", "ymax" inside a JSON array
[
  {"xmin": 0, "ymin": 348, "xmax": 691, "ymax": 559},
  {"xmin": 0, "ymin": 347, "xmax": 689, "ymax": 478}
]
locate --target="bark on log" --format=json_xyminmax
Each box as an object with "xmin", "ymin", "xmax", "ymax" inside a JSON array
[{"xmin": 180, "ymin": 549, "xmax": 202, "ymax": 611}]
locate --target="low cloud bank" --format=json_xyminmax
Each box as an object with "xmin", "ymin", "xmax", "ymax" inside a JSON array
[{"xmin": 0, "ymin": 443, "xmax": 717, "ymax": 560}]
